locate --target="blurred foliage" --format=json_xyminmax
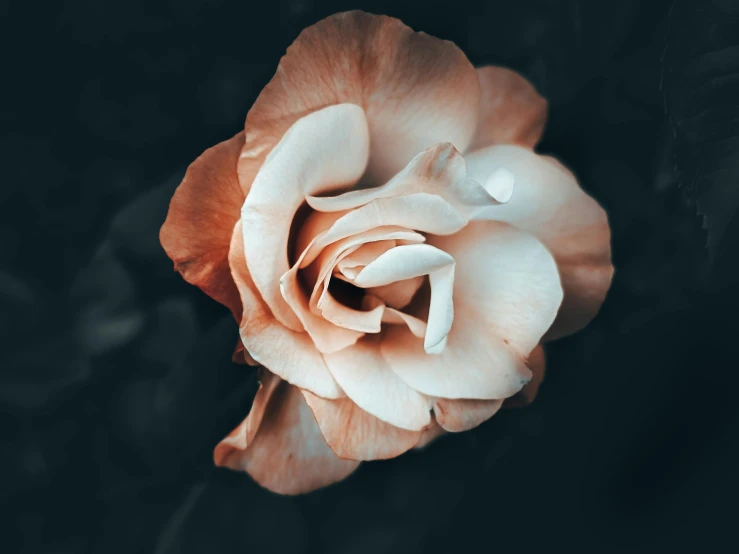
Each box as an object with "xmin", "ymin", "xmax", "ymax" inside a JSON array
[{"xmin": 2, "ymin": 0, "xmax": 738, "ymax": 553}]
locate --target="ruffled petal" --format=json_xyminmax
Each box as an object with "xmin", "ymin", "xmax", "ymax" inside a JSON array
[
  {"xmin": 465, "ymin": 146, "xmax": 613, "ymax": 339},
  {"xmin": 306, "ymin": 143, "xmax": 498, "ymax": 218},
  {"xmin": 237, "ymin": 11, "xmax": 481, "ymax": 192},
  {"xmin": 280, "ymin": 226, "xmax": 424, "ymax": 353},
  {"xmin": 433, "ymin": 397, "xmax": 504, "ymax": 433},
  {"xmin": 302, "ymin": 389, "xmax": 421, "ymax": 461},
  {"xmin": 366, "ymin": 276, "xmax": 424, "ymax": 309},
  {"xmin": 383, "ymin": 222, "xmax": 562, "ymax": 399},
  {"xmin": 353, "ymin": 244, "xmax": 455, "ymax": 353},
  {"xmin": 160, "ymin": 133, "xmax": 245, "ymax": 318},
  {"xmin": 241, "ymin": 104, "xmax": 370, "ymax": 332},
  {"xmin": 228, "ymin": 221, "xmax": 344, "ymax": 399},
  {"xmin": 322, "ymin": 335, "xmax": 432, "ymax": 431},
  {"xmin": 468, "ymin": 66, "xmax": 548, "ymax": 152},
  {"xmin": 299, "ymin": 194, "xmax": 467, "ymax": 268},
  {"xmin": 215, "ymin": 373, "xmax": 358, "ymax": 495}
]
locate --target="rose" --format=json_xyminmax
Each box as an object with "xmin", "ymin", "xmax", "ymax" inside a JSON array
[{"xmin": 160, "ymin": 11, "xmax": 613, "ymax": 495}]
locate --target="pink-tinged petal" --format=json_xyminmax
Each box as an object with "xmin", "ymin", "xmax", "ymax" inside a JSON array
[
  {"xmin": 302, "ymin": 390, "xmax": 421, "ymax": 461},
  {"xmin": 383, "ymin": 222, "xmax": 562, "ymax": 399},
  {"xmin": 353, "ymin": 244, "xmax": 455, "ymax": 353},
  {"xmin": 307, "ymin": 143, "xmax": 499, "ymax": 217},
  {"xmin": 361, "ymin": 295, "xmax": 428, "ymax": 338},
  {"xmin": 504, "ymin": 344, "xmax": 546, "ymax": 409},
  {"xmin": 465, "ymin": 146, "xmax": 613, "ymax": 339},
  {"xmin": 434, "ymin": 397, "xmax": 504, "ymax": 433},
  {"xmin": 215, "ymin": 374, "xmax": 359, "ymax": 495},
  {"xmin": 382, "ymin": 307, "xmax": 428, "ymax": 339},
  {"xmin": 280, "ymin": 227, "xmax": 424, "ymax": 353},
  {"xmin": 335, "ymin": 240, "xmax": 396, "ymax": 277},
  {"xmin": 232, "ymin": 341, "xmax": 259, "ymax": 366},
  {"xmin": 214, "ymin": 370, "xmax": 281, "ymax": 460},
  {"xmin": 241, "ymin": 104, "xmax": 370, "ymax": 333},
  {"xmin": 300, "ymin": 194, "xmax": 468, "ymax": 268},
  {"xmin": 322, "ymin": 335, "xmax": 432, "ymax": 431},
  {"xmin": 366, "ymin": 276, "xmax": 425, "ymax": 309},
  {"xmin": 414, "ymin": 421, "xmax": 446, "ymax": 449},
  {"xmin": 468, "ymin": 66, "xmax": 548, "ymax": 152},
  {"xmin": 237, "ymin": 11, "xmax": 481, "ymax": 193},
  {"xmin": 228, "ymin": 221, "xmax": 344, "ymax": 399},
  {"xmin": 160, "ymin": 133, "xmax": 245, "ymax": 319}
]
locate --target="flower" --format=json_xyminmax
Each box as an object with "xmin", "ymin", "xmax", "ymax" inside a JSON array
[{"xmin": 160, "ymin": 11, "xmax": 613, "ymax": 495}]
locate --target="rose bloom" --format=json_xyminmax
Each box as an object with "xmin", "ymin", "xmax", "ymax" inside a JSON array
[{"xmin": 160, "ymin": 11, "xmax": 613, "ymax": 494}]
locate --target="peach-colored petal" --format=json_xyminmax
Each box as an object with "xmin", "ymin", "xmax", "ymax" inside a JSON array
[
  {"xmin": 160, "ymin": 133, "xmax": 245, "ymax": 319},
  {"xmin": 322, "ymin": 336, "xmax": 432, "ymax": 431},
  {"xmin": 434, "ymin": 397, "xmax": 504, "ymax": 433},
  {"xmin": 215, "ymin": 374, "xmax": 359, "ymax": 495},
  {"xmin": 232, "ymin": 341, "xmax": 259, "ymax": 366},
  {"xmin": 241, "ymin": 104, "xmax": 370, "ymax": 332},
  {"xmin": 383, "ymin": 222, "xmax": 562, "ymax": 399},
  {"xmin": 504, "ymin": 344, "xmax": 546, "ymax": 409},
  {"xmin": 465, "ymin": 145, "xmax": 613, "ymax": 340},
  {"xmin": 299, "ymin": 194, "xmax": 467, "ymax": 269},
  {"xmin": 381, "ymin": 307, "xmax": 428, "ymax": 339},
  {"xmin": 353, "ymin": 244, "xmax": 455, "ymax": 353},
  {"xmin": 214, "ymin": 370, "xmax": 281, "ymax": 460},
  {"xmin": 306, "ymin": 143, "xmax": 498, "ymax": 218},
  {"xmin": 238, "ymin": 11, "xmax": 481, "ymax": 193},
  {"xmin": 228, "ymin": 221, "xmax": 344, "ymax": 399},
  {"xmin": 281, "ymin": 227, "xmax": 424, "ymax": 353},
  {"xmin": 302, "ymin": 389, "xmax": 421, "ymax": 461},
  {"xmin": 414, "ymin": 421, "xmax": 446, "ymax": 449},
  {"xmin": 468, "ymin": 66, "xmax": 548, "ymax": 152},
  {"xmin": 366, "ymin": 276, "xmax": 424, "ymax": 309}
]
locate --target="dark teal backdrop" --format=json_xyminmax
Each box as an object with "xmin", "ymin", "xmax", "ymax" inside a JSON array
[{"xmin": 2, "ymin": 1, "xmax": 738, "ymax": 552}]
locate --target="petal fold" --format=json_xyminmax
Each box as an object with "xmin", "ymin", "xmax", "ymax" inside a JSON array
[
  {"xmin": 160, "ymin": 133, "xmax": 245, "ymax": 318},
  {"xmin": 302, "ymin": 389, "xmax": 421, "ymax": 461},
  {"xmin": 215, "ymin": 373, "xmax": 358, "ymax": 495},
  {"xmin": 465, "ymin": 146, "xmax": 613, "ymax": 339},
  {"xmin": 228, "ymin": 221, "xmax": 344, "ymax": 398},
  {"xmin": 241, "ymin": 104, "xmax": 370, "ymax": 332}
]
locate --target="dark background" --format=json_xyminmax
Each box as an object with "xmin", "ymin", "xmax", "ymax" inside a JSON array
[{"xmin": 3, "ymin": 0, "xmax": 739, "ymax": 552}]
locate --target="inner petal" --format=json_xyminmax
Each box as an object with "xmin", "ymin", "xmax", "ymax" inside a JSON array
[
  {"xmin": 280, "ymin": 226, "xmax": 424, "ymax": 352},
  {"xmin": 353, "ymin": 244, "xmax": 455, "ymax": 353}
]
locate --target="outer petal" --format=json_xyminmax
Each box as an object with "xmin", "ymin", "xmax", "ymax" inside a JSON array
[
  {"xmin": 383, "ymin": 222, "xmax": 562, "ymax": 399},
  {"xmin": 465, "ymin": 145, "xmax": 613, "ymax": 339},
  {"xmin": 504, "ymin": 344, "xmax": 546, "ymax": 409},
  {"xmin": 414, "ymin": 421, "xmax": 446, "ymax": 449},
  {"xmin": 237, "ymin": 11, "xmax": 481, "ymax": 191},
  {"xmin": 241, "ymin": 104, "xmax": 370, "ymax": 332},
  {"xmin": 322, "ymin": 336, "xmax": 432, "ymax": 431},
  {"xmin": 215, "ymin": 373, "xmax": 359, "ymax": 495},
  {"xmin": 433, "ymin": 397, "xmax": 504, "ymax": 433},
  {"xmin": 160, "ymin": 133, "xmax": 245, "ymax": 318},
  {"xmin": 228, "ymin": 221, "xmax": 344, "ymax": 399},
  {"xmin": 302, "ymin": 390, "xmax": 421, "ymax": 461},
  {"xmin": 468, "ymin": 66, "xmax": 548, "ymax": 152}
]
